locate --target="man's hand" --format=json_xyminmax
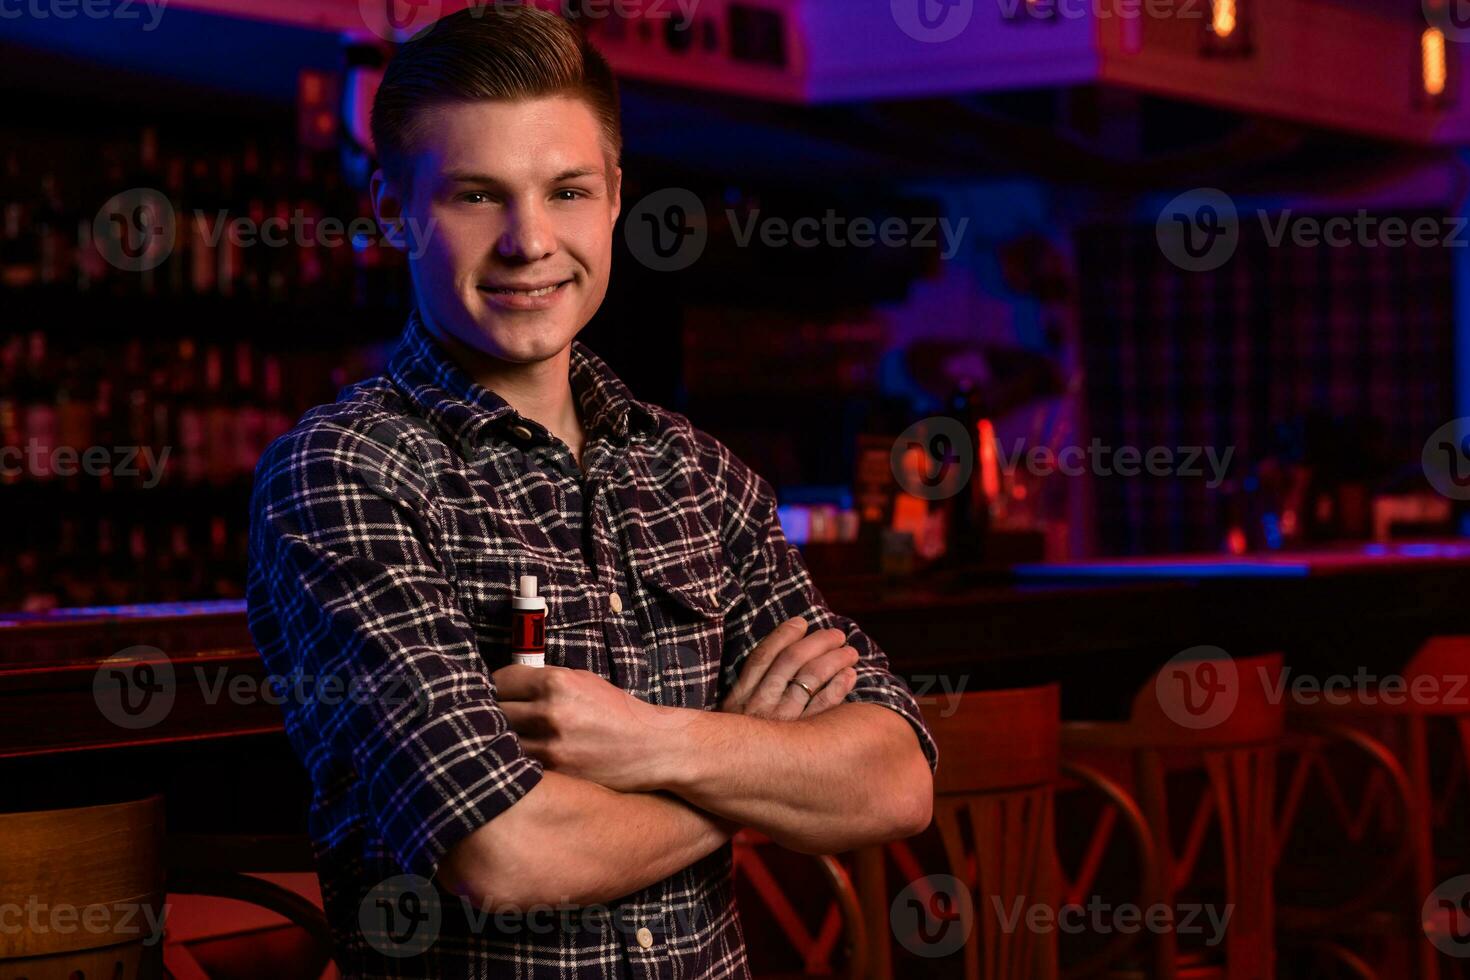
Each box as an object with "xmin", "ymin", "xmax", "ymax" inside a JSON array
[
  {"xmin": 719, "ymin": 617, "xmax": 858, "ymax": 720},
  {"xmin": 494, "ymin": 664, "xmax": 666, "ymax": 793}
]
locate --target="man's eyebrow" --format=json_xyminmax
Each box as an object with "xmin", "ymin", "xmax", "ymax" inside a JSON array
[{"xmin": 441, "ymin": 167, "xmax": 605, "ymax": 185}]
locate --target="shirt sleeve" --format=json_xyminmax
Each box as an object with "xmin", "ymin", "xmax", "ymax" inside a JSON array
[
  {"xmin": 710, "ymin": 436, "xmax": 939, "ymax": 773},
  {"xmin": 246, "ymin": 417, "xmax": 544, "ymax": 879}
]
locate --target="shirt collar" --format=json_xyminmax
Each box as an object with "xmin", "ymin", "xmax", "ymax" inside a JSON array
[{"xmin": 386, "ymin": 308, "xmax": 656, "ymax": 452}]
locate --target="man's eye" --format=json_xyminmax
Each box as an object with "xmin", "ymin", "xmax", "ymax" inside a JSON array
[
  {"xmin": 554, "ymin": 189, "xmax": 588, "ymax": 201},
  {"xmin": 459, "ymin": 192, "xmax": 491, "ymax": 204}
]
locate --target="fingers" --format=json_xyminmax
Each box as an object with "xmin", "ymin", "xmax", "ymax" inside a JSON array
[
  {"xmin": 722, "ymin": 616, "xmax": 810, "ymax": 711},
  {"xmin": 801, "ymin": 666, "xmax": 858, "ymax": 717},
  {"xmin": 491, "ymin": 663, "xmax": 557, "ymax": 701},
  {"xmin": 744, "ymin": 627, "xmax": 852, "ymax": 718},
  {"xmin": 768, "ymin": 643, "xmax": 859, "ymax": 720}
]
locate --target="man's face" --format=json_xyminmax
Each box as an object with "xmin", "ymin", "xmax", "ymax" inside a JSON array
[{"xmin": 372, "ymin": 96, "xmax": 621, "ymax": 364}]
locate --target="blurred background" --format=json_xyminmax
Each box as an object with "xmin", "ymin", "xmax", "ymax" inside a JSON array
[
  {"xmin": 4, "ymin": 0, "xmax": 1468, "ymax": 612},
  {"xmin": 11, "ymin": 4, "xmax": 1470, "ymax": 979}
]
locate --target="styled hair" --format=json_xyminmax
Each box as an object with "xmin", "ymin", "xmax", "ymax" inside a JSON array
[{"xmin": 370, "ymin": 4, "xmax": 622, "ymax": 188}]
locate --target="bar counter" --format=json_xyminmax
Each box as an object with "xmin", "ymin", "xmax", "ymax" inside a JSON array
[{"xmin": 5, "ymin": 540, "xmax": 1470, "ymax": 754}]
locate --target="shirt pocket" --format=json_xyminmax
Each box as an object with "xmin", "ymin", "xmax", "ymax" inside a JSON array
[
  {"xmin": 451, "ymin": 555, "xmax": 603, "ymax": 674},
  {"xmin": 632, "ymin": 543, "xmax": 744, "ymax": 710}
]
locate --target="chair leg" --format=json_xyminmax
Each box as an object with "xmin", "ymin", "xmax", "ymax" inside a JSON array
[
  {"xmin": 1406, "ymin": 716, "xmax": 1442, "ymax": 980},
  {"xmin": 855, "ymin": 845, "xmax": 893, "ymax": 980},
  {"xmin": 1136, "ymin": 750, "xmax": 1179, "ymax": 980}
]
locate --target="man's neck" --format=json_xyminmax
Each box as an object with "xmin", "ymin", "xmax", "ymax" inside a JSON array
[{"xmin": 431, "ymin": 325, "xmax": 587, "ymax": 467}]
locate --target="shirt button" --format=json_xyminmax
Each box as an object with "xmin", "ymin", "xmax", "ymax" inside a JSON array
[
  {"xmin": 636, "ymin": 926, "xmax": 654, "ymax": 948},
  {"xmin": 609, "ymin": 591, "xmax": 624, "ymax": 614},
  {"xmin": 508, "ymin": 423, "xmax": 534, "ymax": 441}
]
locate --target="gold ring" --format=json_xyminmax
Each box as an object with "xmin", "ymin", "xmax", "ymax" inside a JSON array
[{"xmin": 788, "ymin": 678, "xmax": 815, "ymax": 700}]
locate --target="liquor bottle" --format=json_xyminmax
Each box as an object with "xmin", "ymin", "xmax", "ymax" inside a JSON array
[
  {"xmin": 163, "ymin": 154, "xmax": 191, "ymax": 297},
  {"xmin": 203, "ymin": 343, "xmax": 235, "ymax": 485},
  {"xmin": 266, "ymin": 149, "xmax": 293, "ymax": 302},
  {"xmin": 233, "ymin": 341, "xmax": 264, "ymax": 476},
  {"xmin": 36, "ymin": 172, "xmax": 76, "ymax": 287},
  {"xmin": 186, "ymin": 156, "xmax": 219, "ymax": 296},
  {"xmin": 174, "ymin": 337, "xmax": 205, "ymax": 485},
  {"xmin": 21, "ymin": 331, "xmax": 58, "ymax": 481},
  {"xmin": 216, "ymin": 153, "xmax": 243, "ymax": 297},
  {"xmin": 0, "ymin": 150, "xmax": 39, "ymax": 289},
  {"xmin": 240, "ymin": 140, "xmax": 267, "ymax": 298},
  {"xmin": 0, "ymin": 336, "xmax": 21, "ymax": 486},
  {"xmin": 132, "ymin": 127, "xmax": 164, "ymax": 296}
]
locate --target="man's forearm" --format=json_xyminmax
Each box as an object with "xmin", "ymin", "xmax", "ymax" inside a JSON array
[
  {"xmin": 437, "ymin": 770, "xmax": 738, "ymax": 910},
  {"xmin": 641, "ymin": 702, "xmax": 933, "ymax": 855}
]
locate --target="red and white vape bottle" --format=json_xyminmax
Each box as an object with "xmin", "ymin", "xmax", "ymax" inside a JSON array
[{"xmin": 511, "ymin": 574, "xmax": 546, "ymax": 668}]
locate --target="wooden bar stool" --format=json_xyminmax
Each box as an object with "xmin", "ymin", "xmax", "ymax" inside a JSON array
[
  {"xmin": 1284, "ymin": 634, "xmax": 1470, "ymax": 979},
  {"xmin": 856, "ymin": 684, "xmax": 1161, "ymax": 980},
  {"xmin": 0, "ymin": 795, "xmax": 167, "ymax": 980},
  {"xmin": 1062, "ymin": 652, "xmax": 1285, "ymax": 980},
  {"xmin": 733, "ymin": 829, "xmax": 867, "ymax": 978}
]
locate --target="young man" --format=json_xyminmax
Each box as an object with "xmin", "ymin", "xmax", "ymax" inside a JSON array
[{"xmin": 246, "ymin": 6, "xmax": 937, "ymax": 977}]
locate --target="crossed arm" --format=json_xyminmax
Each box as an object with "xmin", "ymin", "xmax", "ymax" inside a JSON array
[
  {"xmin": 436, "ymin": 620, "xmax": 935, "ymax": 911},
  {"xmin": 436, "ymin": 442, "xmax": 938, "ymax": 912}
]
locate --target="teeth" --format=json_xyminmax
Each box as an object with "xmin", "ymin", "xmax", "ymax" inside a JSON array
[{"xmin": 492, "ymin": 283, "xmax": 560, "ymax": 297}]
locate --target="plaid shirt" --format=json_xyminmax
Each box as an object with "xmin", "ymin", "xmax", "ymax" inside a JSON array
[{"xmin": 246, "ymin": 309, "xmax": 939, "ymax": 979}]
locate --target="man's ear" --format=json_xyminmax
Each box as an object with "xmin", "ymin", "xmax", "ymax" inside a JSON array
[
  {"xmin": 370, "ymin": 167, "xmax": 408, "ymax": 252},
  {"xmin": 608, "ymin": 164, "xmax": 622, "ymax": 227}
]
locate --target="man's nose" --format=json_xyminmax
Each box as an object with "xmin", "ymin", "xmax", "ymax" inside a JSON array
[{"xmin": 496, "ymin": 201, "xmax": 557, "ymax": 262}]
